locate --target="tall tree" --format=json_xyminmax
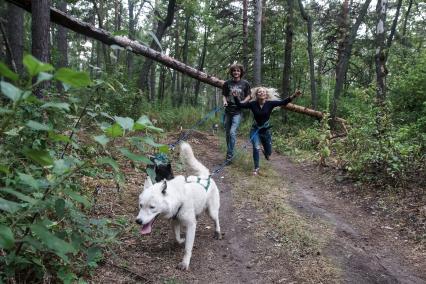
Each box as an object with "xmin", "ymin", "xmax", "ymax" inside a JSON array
[
  {"xmin": 375, "ymin": 0, "xmax": 388, "ymax": 104},
  {"xmin": 282, "ymin": 0, "xmax": 294, "ymax": 96},
  {"xmin": 194, "ymin": 25, "xmax": 209, "ymax": 105},
  {"xmin": 331, "ymin": 0, "xmax": 372, "ymax": 121},
  {"xmin": 253, "ymin": 0, "xmax": 262, "ymax": 85},
  {"xmin": 242, "ymin": 0, "xmax": 249, "ymax": 72},
  {"xmin": 5, "ymin": 3, "xmax": 24, "ymax": 74},
  {"xmin": 32, "ymin": 0, "xmax": 51, "ymax": 97},
  {"xmin": 297, "ymin": 0, "xmax": 317, "ymax": 109},
  {"xmin": 56, "ymin": 1, "xmax": 68, "ymax": 91},
  {"xmin": 138, "ymin": 0, "xmax": 177, "ymax": 92},
  {"xmin": 127, "ymin": 0, "xmax": 147, "ymax": 80}
]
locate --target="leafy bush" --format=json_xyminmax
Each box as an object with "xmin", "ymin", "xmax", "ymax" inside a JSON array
[{"xmin": 0, "ymin": 56, "xmax": 166, "ymax": 282}]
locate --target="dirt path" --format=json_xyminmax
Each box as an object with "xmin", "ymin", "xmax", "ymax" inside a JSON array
[{"xmin": 92, "ymin": 132, "xmax": 425, "ymax": 283}]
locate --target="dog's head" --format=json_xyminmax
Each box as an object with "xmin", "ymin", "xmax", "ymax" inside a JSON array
[
  {"xmin": 136, "ymin": 177, "xmax": 169, "ymax": 235},
  {"xmin": 146, "ymin": 154, "xmax": 174, "ymax": 183}
]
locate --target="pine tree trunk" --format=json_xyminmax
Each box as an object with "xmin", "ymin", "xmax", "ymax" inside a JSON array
[
  {"xmin": 194, "ymin": 25, "xmax": 208, "ymax": 105},
  {"xmin": 56, "ymin": 1, "xmax": 68, "ymax": 91},
  {"xmin": 331, "ymin": 0, "xmax": 372, "ymax": 121},
  {"xmin": 297, "ymin": 0, "xmax": 317, "ymax": 109},
  {"xmin": 375, "ymin": 0, "xmax": 388, "ymax": 104},
  {"xmin": 282, "ymin": 0, "xmax": 294, "ymax": 96},
  {"xmin": 242, "ymin": 0, "xmax": 249, "ymax": 73},
  {"xmin": 253, "ymin": 0, "xmax": 262, "ymax": 85},
  {"xmin": 31, "ymin": 0, "xmax": 51, "ymax": 98},
  {"xmin": 6, "ymin": 3, "xmax": 24, "ymax": 74}
]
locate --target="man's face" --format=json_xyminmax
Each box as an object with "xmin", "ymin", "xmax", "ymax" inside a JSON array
[{"xmin": 231, "ymin": 68, "xmax": 241, "ymax": 79}]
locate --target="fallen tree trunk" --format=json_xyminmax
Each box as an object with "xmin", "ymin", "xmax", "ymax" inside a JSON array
[{"xmin": 7, "ymin": 0, "xmax": 345, "ymax": 123}]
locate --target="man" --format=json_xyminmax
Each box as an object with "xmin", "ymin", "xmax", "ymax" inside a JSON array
[{"xmin": 222, "ymin": 63, "xmax": 251, "ymax": 164}]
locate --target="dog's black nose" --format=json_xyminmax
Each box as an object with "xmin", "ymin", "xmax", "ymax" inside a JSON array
[{"xmin": 135, "ymin": 219, "xmax": 142, "ymax": 225}]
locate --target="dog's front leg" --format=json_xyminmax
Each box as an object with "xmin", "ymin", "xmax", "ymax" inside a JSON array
[
  {"xmin": 171, "ymin": 219, "xmax": 185, "ymax": 244},
  {"xmin": 177, "ymin": 221, "xmax": 196, "ymax": 270}
]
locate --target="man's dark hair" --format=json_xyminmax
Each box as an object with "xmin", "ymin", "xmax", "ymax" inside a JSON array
[{"xmin": 229, "ymin": 63, "xmax": 245, "ymax": 78}]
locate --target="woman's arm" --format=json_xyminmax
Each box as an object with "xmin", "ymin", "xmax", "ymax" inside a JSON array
[
  {"xmin": 270, "ymin": 89, "xmax": 302, "ymax": 108},
  {"xmin": 233, "ymin": 94, "xmax": 252, "ymax": 109}
]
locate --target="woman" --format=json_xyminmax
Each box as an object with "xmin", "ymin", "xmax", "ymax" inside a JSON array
[{"xmin": 233, "ymin": 87, "xmax": 302, "ymax": 175}]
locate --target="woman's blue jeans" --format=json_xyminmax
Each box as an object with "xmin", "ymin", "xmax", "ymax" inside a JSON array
[
  {"xmin": 224, "ymin": 113, "xmax": 242, "ymax": 160},
  {"xmin": 250, "ymin": 128, "xmax": 272, "ymax": 169}
]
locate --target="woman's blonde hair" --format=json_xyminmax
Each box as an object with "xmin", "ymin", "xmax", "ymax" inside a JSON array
[{"xmin": 249, "ymin": 86, "xmax": 280, "ymax": 101}]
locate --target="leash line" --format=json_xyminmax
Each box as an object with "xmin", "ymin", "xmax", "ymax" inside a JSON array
[{"xmin": 169, "ymin": 106, "xmax": 223, "ymax": 149}]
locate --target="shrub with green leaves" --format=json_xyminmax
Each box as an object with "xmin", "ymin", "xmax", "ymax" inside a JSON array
[{"xmin": 0, "ymin": 56, "xmax": 167, "ymax": 282}]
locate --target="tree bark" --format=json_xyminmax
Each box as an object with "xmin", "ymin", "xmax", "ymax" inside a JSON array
[
  {"xmin": 6, "ymin": 0, "xmax": 345, "ymax": 122},
  {"xmin": 56, "ymin": 1, "xmax": 68, "ymax": 91},
  {"xmin": 297, "ymin": 0, "xmax": 317, "ymax": 110},
  {"xmin": 194, "ymin": 25, "xmax": 208, "ymax": 105},
  {"xmin": 253, "ymin": 0, "xmax": 262, "ymax": 85},
  {"xmin": 242, "ymin": 0, "xmax": 249, "ymax": 73},
  {"xmin": 331, "ymin": 0, "xmax": 372, "ymax": 121},
  {"xmin": 32, "ymin": 0, "xmax": 51, "ymax": 98},
  {"xmin": 282, "ymin": 0, "xmax": 294, "ymax": 96},
  {"xmin": 138, "ymin": 0, "xmax": 176, "ymax": 92},
  {"xmin": 180, "ymin": 13, "xmax": 190, "ymax": 95},
  {"xmin": 375, "ymin": 0, "xmax": 388, "ymax": 104},
  {"xmin": 5, "ymin": 3, "xmax": 24, "ymax": 74}
]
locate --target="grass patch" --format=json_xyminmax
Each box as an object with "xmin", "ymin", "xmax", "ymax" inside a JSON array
[{"xmin": 228, "ymin": 154, "xmax": 341, "ymax": 282}]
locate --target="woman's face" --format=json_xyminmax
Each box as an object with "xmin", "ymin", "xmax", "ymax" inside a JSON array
[{"xmin": 256, "ymin": 88, "xmax": 267, "ymax": 100}]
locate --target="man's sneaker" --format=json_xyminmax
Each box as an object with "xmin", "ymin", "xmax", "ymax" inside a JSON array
[
  {"xmin": 252, "ymin": 168, "xmax": 259, "ymax": 176},
  {"xmin": 225, "ymin": 157, "xmax": 233, "ymax": 166}
]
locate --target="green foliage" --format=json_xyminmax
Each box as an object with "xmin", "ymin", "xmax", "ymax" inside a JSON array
[{"xmin": 0, "ymin": 58, "xmax": 166, "ymax": 282}]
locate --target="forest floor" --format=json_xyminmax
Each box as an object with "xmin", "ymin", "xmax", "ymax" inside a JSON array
[{"xmin": 90, "ymin": 130, "xmax": 425, "ymax": 284}]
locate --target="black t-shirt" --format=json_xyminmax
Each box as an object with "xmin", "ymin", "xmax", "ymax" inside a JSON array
[
  {"xmin": 222, "ymin": 79, "xmax": 251, "ymax": 114},
  {"xmin": 235, "ymin": 97, "xmax": 292, "ymax": 126}
]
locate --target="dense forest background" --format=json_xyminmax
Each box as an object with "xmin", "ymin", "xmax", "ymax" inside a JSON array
[{"xmin": 0, "ymin": 0, "xmax": 424, "ymax": 282}]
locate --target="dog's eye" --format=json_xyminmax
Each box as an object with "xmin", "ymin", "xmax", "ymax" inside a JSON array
[
  {"xmin": 139, "ymin": 204, "xmax": 142, "ymax": 209},
  {"xmin": 149, "ymin": 205, "xmax": 155, "ymax": 209}
]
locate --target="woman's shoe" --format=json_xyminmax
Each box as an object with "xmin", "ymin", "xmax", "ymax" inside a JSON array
[{"xmin": 253, "ymin": 168, "xmax": 259, "ymax": 176}]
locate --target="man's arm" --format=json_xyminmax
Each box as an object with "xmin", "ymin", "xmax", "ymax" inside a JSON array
[{"xmin": 222, "ymin": 82, "xmax": 228, "ymax": 106}]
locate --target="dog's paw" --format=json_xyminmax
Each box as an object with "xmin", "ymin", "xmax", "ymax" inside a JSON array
[
  {"xmin": 176, "ymin": 238, "xmax": 185, "ymax": 245},
  {"xmin": 214, "ymin": 231, "xmax": 223, "ymax": 240},
  {"xmin": 176, "ymin": 262, "xmax": 189, "ymax": 271}
]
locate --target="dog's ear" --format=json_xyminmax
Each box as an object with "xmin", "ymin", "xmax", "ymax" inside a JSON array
[
  {"xmin": 161, "ymin": 180, "xmax": 167, "ymax": 195},
  {"xmin": 144, "ymin": 177, "xmax": 153, "ymax": 190}
]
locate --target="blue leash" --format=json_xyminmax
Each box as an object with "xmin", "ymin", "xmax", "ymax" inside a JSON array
[{"xmin": 169, "ymin": 106, "xmax": 223, "ymax": 149}]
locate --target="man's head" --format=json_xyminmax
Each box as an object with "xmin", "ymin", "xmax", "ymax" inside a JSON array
[{"xmin": 229, "ymin": 63, "xmax": 245, "ymax": 79}]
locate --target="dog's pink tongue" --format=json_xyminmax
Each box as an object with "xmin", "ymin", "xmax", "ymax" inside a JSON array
[{"xmin": 140, "ymin": 219, "xmax": 154, "ymax": 235}]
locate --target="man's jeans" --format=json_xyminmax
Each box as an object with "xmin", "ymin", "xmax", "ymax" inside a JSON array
[
  {"xmin": 224, "ymin": 112, "xmax": 242, "ymax": 160},
  {"xmin": 250, "ymin": 128, "xmax": 272, "ymax": 169}
]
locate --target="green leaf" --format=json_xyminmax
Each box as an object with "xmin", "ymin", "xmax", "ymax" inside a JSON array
[
  {"xmin": 86, "ymin": 246, "xmax": 103, "ymax": 266},
  {"xmin": 119, "ymin": 148, "xmax": 153, "ymax": 164},
  {"xmin": 134, "ymin": 115, "xmax": 163, "ymax": 133},
  {"xmin": 0, "ymin": 164, "xmax": 10, "ymax": 174},
  {"xmin": 23, "ymin": 54, "xmax": 54, "ymax": 77},
  {"xmin": 0, "ymin": 198, "xmax": 21, "ymax": 213},
  {"xmin": 0, "ymin": 107, "xmax": 13, "ymax": 115},
  {"xmin": 1, "ymin": 187, "xmax": 37, "ymax": 204},
  {"xmin": 30, "ymin": 223, "xmax": 75, "ymax": 260},
  {"xmin": 64, "ymin": 190, "xmax": 90, "ymax": 208},
  {"xmin": 105, "ymin": 123, "xmax": 124, "ymax": 138},
  {"xmin": 97, "ymin": 157, "xmax": 119, "ymax": 172},
  {"xmin": 36, "ymin": 72, "xmax": 53, "ymax": 84},
  {"xmin": 0, "ymin": 81, "xmax": 22, "ymax": 102},
  {"xmin": 0, "ymin": 225, "xmax": 15, "ymax": 249},
  {"xmin": 114, "ymin": 116, "xmax": 134, "ymax": 130},
  {"xmin": 26, "ymin": 120, "xmax": 52, "ymax": 131},
  {"xmin": 0, "ymin": 62, "xmax": 19, "ymax": 81},
  {"xmin": 18, "ymin": 173, "xmax": 41, "ymax": 190},
  {"xmin": 48, "ymin": 132, "xmax": 71, "ymax": 142},
  {"xmin": 53, "ymin": 159, "xmax": 71, "ymax": 175},
  {"xmin": 55, "ymin": 199, "xmax": 65, "ymax": 218},
  {"xmin": 54, "ymin": 68, "xmax": 91, "ymax": 88},
  {"xmin": 41, "ymin": 102, "xmax": 70, "ymax": 112},
  {"xmin": 24, "ymin": 149, "xmax": 54, "ymax": 166},
  {"xmin": 93, "ymin": 134, "xmax": 110, "ymax": 146}
]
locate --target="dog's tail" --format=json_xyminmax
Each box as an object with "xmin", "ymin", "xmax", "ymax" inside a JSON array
[{"xmin": 180, "ymin": 142, "xmax": 210, "ymax": 177}]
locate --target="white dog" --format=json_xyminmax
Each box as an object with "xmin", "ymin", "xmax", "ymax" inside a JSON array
[{"xmin": 136, "ymin": 142, "xmax": 221, "ymax": 270}]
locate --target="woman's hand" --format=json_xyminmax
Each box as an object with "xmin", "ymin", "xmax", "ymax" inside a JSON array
[{"xmin": 291, "ymin": 89, "xmax": 302, "ymax": 99}]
